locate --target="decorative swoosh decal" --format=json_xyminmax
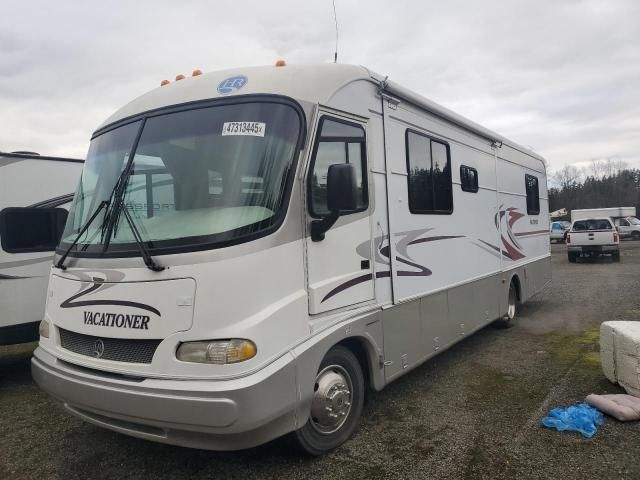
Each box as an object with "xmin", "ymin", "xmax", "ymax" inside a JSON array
[
  {"xmin": 0, "ymin": 273, "xmax": 32, "ymax": 280},
  {"xmin": 0, "ymin": 256, "xmax": 52, "ymax": 269},
  {"xmin": 60, "ymin": 280, "xmax": 161, "ymax": 316},
  {"xmin": 321, "ymin": 231, "xmax": 462, "ymax": 303}
]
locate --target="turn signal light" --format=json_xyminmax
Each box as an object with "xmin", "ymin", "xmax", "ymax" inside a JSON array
[
  {"xmin": 39, "ymin": 320, "xmax": 50, "ymax": 338},
  {"xmin": 160, "ymin": 80, "xmax": 170, "ymax": 86},
  {"xmin": 175, "ymin": 74, "xmax": 186, "ymax": 81},
  {"xmin": 275, "ymin": 59, "xmax": 286, "ymax": 67},
  {"xmin": 176, "ymin": 339, "xmax": 257, "ymax": 364},
  {"xmin": 192, "ymin": 69, "xmax": 202, "ymax": 76}
]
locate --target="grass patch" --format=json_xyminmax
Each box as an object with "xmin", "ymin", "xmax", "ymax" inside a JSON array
[{"xmin": 544, "ymin": 327, "xmax": 601, "ymax": 370}]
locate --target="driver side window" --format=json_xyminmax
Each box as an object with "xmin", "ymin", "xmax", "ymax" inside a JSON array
[{"xmin": 309, "ymin": 117, "xmax": 368, "ymax": 217}]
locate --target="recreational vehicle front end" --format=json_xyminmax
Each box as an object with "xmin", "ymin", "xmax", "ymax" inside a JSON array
[{"xmin": 33, "ymin": 64, "xmax": 550, "ymax": 454}]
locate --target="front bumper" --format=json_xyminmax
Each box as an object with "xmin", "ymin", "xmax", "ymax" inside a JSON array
[
  {"xmin": 568, "ymin": 245, "xmax": 619, "ymax": 254},
  {"xmin": 32, "ymin": 347, "xmax": 298, "ymax": 450}
]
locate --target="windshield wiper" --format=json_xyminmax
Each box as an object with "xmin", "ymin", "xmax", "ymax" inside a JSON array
[
  {"xmin": 119, "ymin": 206, "xmax": 165, "ymax": 272},
  {"xmin": 100, "ymin": 164, "xmax": 165, "ymax": 272},
  {"xmin": 55, "ymin": 200, "xmax": 109, "ymax": 270}
]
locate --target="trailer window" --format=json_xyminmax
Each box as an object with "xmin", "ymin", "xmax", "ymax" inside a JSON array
[
  {"xmin": 308, "ymin": 117, "xmax": 368, "ymax": 217},
  {"xmin": 525, "ymin": 174, "xmax": 540, "ymax": 215},
  {"xmin": 0, "ymin": 207, "xmax": 68, "ymax": 253},
  {"xmin": 406, "ymin": 131, "xmax": 453, "ymax": 214},
  {"xmin": 460, "ymin": 165, "xmax": 479, "ymax": 193}
]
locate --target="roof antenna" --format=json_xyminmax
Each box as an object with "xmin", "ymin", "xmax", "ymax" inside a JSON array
[{"xmin": 332, "ymin": 0, "xmax": 339, "ymax": 63}]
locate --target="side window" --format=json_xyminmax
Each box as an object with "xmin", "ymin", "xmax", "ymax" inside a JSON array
[
  {"xmin": 309, "ymin": 117, "xmax": 367, "ymax": 217},
  {"xmin": 406, "ymin": 130, "xmax": 453, "ymax": 214},
  {"xmin": 525, "ymin": 174, "xmax": 540, "ymax": 215},
  {"xmin": 619, "ymin": 219, "xmax": 629, "ymax": 227},
  {"xmin": 0, "ymin": 207, "xmax": 68, "ymax": 253},
  {"xmin": 460, "ymin": 165, "xmax": 479, "ymax": 193}
]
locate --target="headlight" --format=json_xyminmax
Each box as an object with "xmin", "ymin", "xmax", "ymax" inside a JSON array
[
  {"xmin": 176, "ymin": 339, "xmax": 257, "ymax": 364},
  {"xmin": 38, "ymin": 320, "xmax": 50, "ymax": 339}
]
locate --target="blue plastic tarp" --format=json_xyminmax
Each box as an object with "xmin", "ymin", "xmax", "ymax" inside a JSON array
[{"xmin": 542, "ymin": 403, "xmax": 604, "ymax": 438}]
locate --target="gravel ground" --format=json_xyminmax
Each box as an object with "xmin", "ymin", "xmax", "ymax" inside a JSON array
[{"xmin": 2, "ymin": 242, "xmax": 640, "ymax": 480}]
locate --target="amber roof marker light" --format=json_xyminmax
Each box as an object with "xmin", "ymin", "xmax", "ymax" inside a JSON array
[
  {"xmin": 160, "ymin": 80, "xmax": 170, "ymax": 86},
  {"xmin": 192, "ymin": 69, "xmax": 202, "ymax": 76},
  {"xmin": 275, "ymin": 60, "xmax": 286, "ymax": 67},
  {"xmin": 175, "ymin": 74, "xmax": 186, "ymax": 81}
]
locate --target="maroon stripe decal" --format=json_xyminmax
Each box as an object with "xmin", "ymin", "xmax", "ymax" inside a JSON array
[{"xmin": 514, "ymin": 229, "xmax": 548, "ymax": 237}]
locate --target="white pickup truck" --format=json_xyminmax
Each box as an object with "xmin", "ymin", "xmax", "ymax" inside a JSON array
[{"xmin": 566, "ymin": 217, "xmax": 620, "ymax": 263}]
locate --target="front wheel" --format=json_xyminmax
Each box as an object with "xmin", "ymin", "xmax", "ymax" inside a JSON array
[
  {"xmin": 292, "ymin": 345, "xmax": 365, "ymax": 456},
  {"xmin": 495, "ymin": 281, "xmax": 518, "ymax": 328}
]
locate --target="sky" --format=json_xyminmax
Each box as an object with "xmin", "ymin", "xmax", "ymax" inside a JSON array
[{"xmin": 1, "ymin": 0, "xmax": 639, "ymax": 175}]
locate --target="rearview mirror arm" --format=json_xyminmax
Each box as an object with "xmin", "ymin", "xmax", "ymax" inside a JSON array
[{"xmin": 311, "ymin": 211, "xmax": 340, "ymax": 242}]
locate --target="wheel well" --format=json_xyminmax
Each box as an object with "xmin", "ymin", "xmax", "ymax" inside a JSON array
[
  {"xmin": 510, "ymin": 275, "xmax": 522, "ymax": 302},
  {"xmin": 337, "ymin": 337, "xmax": 371, "ymax": 390}
]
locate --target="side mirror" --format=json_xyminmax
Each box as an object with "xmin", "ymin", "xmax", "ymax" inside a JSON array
[
  {"xmin": 326, "ymin": 163, "xmax": 357, "ymax": 213},
  {"xmin": 311, "ymin": 163, "xmax": 358, "ymax": 242},
  {"xmin": 0, "ymin": 207, "xmax": 68, "ymax": 253}
]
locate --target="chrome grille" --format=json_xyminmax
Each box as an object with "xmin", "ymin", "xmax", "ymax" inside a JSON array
[{"xmin": 58, "ymin": 328, "xmax": 161, "ymax": 364}]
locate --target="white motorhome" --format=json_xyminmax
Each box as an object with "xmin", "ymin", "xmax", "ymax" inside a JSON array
[
  {"xmin": 32, "ymin": 64, "xmax": 550, "ymax": 454},
  {"xmin": 0, "ymin": 152, "xmax": 83, "ymax": 345}
]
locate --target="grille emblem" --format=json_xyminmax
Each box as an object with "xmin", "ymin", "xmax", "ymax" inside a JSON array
[{"xmin": 92, "ymin": 339, "xmax": 105, "ymax": 358}]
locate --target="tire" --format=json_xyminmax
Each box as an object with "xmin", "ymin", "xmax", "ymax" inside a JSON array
[
  {"xmin": 632, "ymin": 231, "xmax": 640, "ymax": 241},
  {"xmin": 568, "ymin": 252, "xmax": 577, "ymax": 263},
  {"xmin": 292, "ymin": 345, "xmax": 365, "ymax": 456},
  {"xmin": 495, "ymin": 281, "xmax": 518, "ymax": 328},
  {"xmin": 612, "ymin": 251, "xmax": 621, "ymax": 262}
]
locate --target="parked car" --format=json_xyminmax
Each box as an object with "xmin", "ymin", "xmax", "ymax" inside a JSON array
[
  {"xmin": 550, "ymin": 221, "xmax": 570, "ymax": 243},
  {"xmin": 566, "ymin": 217, "xmax": 620, "ymax": 262},
  {"xmin": 613, "ymin": 217, "xmax": 640, "ymax": 240}
]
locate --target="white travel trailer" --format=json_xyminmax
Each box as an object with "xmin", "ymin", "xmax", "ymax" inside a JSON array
[
  {"xmin": 0, "ymin": 152, "xmax": 83, "ymax": 344},
  {"xmin": 32, "ymin": 64, "xmax": 550, "ymax": 454}
]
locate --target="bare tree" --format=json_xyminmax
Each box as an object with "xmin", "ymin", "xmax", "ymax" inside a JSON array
[
  {"xmin": 553, "ymin": 165, "xmax": 581, "ymax": 189},
  {"xmin": 589, "ymin": 159, "xmax": 605, "ymax": 179},
  {"xmin": 602, "ymin": 157, "xmax": 628, "ymax": 177}
]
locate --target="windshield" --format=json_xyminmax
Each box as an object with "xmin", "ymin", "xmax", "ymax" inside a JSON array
[
  {"xmin": 572, "ymin": 219, "xmax": 612, "ymax": 231},
  {"xmin": 60, "ymin": 100, "xmax": 302, "ymax": 254},
  {"xmin": 628, "ymin": 217, "xmax": 640, "ymax": 225}
]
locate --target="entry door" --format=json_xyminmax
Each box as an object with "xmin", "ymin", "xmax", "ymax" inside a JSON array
[{"xmin": 306, "ymin": 113, "xmax": 374, "ymax": 314}]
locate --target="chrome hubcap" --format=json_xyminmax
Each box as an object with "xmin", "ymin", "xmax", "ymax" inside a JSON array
[{"xmin": 310, "ymin": 365, "xmax": 353, "ymax": 435}]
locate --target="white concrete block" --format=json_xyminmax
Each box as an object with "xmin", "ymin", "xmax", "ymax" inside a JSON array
[{"xmin": 600, "ymin": 321, "xmax": 640, "ymax": 397}]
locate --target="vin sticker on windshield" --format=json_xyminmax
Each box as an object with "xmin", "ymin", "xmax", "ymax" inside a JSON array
[{"xmin": 221, "ymin": 122, "xmax": 266, "ymax": 137}]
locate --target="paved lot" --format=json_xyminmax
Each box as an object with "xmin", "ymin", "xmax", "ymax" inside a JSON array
[{"xmin": 2, "ymin": 242, "xmax": 640, "ymax": 480}]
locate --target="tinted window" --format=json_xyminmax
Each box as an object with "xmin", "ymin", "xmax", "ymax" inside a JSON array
[
  {"xmin": 460, "ymin": 165, "xmax": 479, "ymax": 193},
  {"xmin": 525, "ymin": 174, "xmax": 540, "ymax": 215},
  {"xmin": 309, "ymin": 117, "xmax": 367, "ymax": 216},
  {"xmin": 0, "ymin": 207, "xmax": 68, "ymax": 253},
  {"xmin": 572, "ymin": 219, "xmax": 613, "ymax": 231},
  {"xmin": 406, "ymin": 131, "xmax": 453, "ymax": 214}
]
